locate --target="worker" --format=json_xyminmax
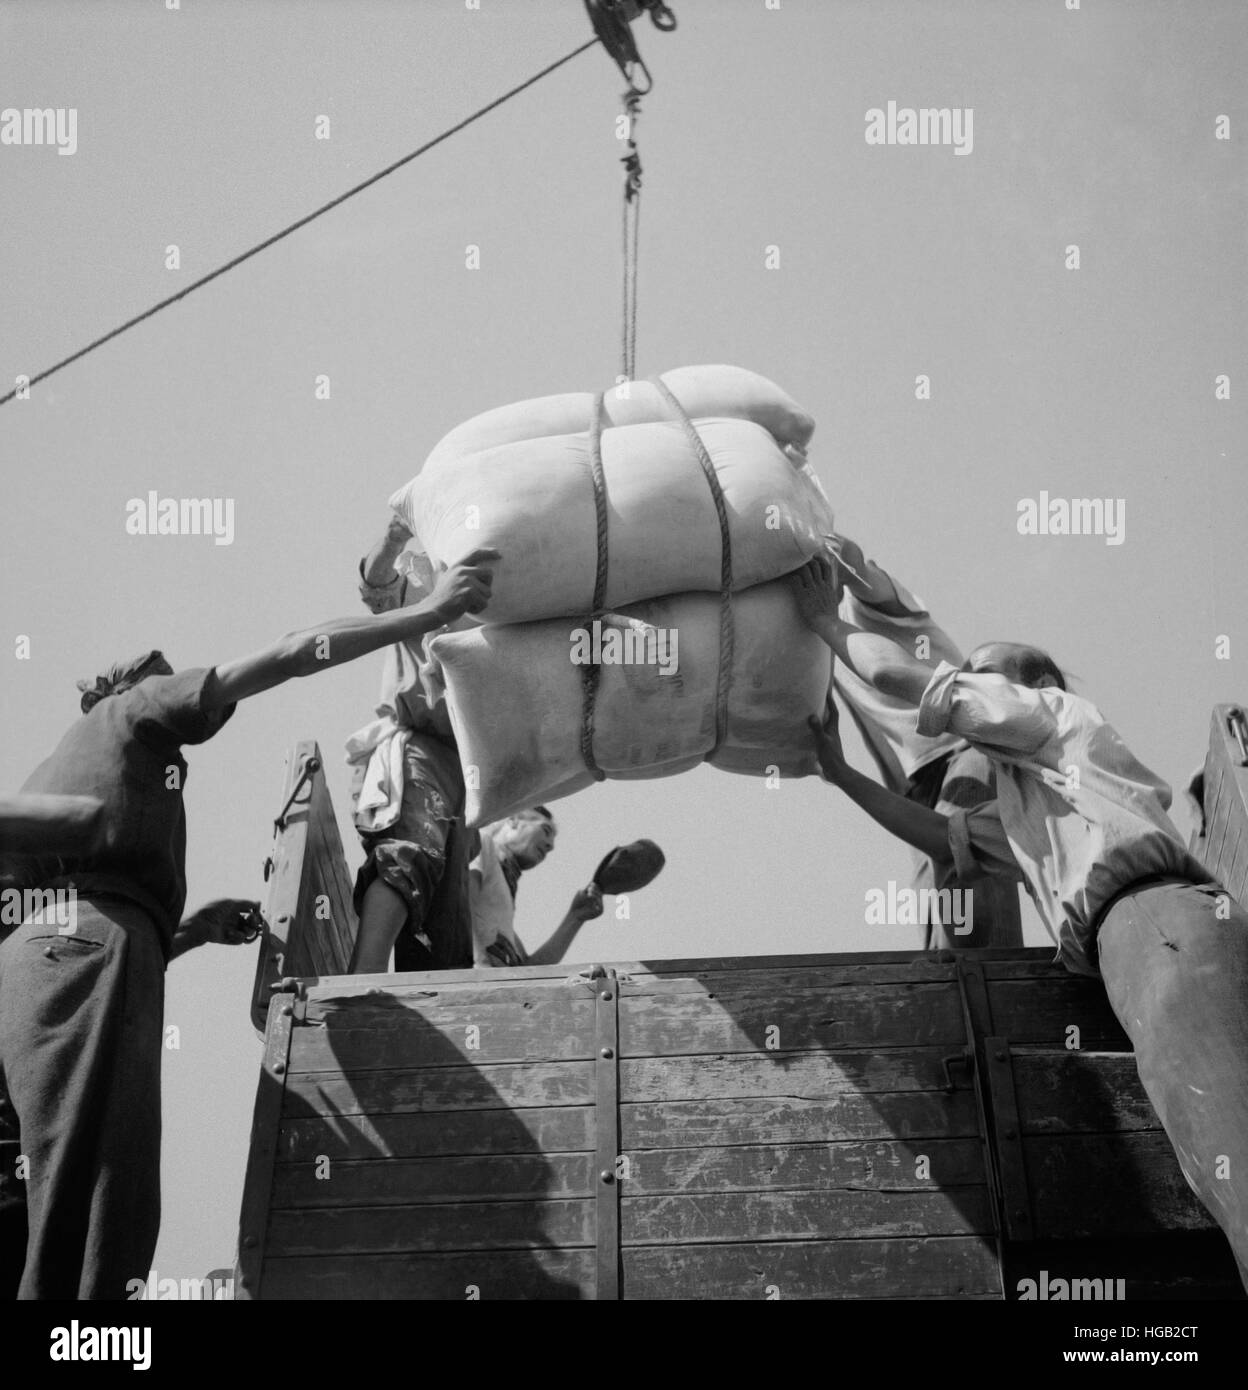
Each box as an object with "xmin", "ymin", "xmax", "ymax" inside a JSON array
[
  {"xmin": 470, "ymin": 808, "xmax": 604, "ymax": 967},
  {"xmin": 790, "ymin": 554, "xmax": 1248, "ymax": 1284},
  {"xmin": 0, "ymin": 548, "xmax": 498, "ymax": 1300},
  {"xmin": 830, "ymin": 533, "xmax": 1021, "ymax": 948},
  {"xmin": 347, "ymin": 516, "xmax": 475, "ymax": 973}
]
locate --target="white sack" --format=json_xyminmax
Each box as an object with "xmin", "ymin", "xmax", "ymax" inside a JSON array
[
  {"xmin": 390, "ymin": 365, "xmax": 831, "ymax": 627},
  {"xmin": 429, "ymin": 580, "xmax": 831, "ymax": 828}
]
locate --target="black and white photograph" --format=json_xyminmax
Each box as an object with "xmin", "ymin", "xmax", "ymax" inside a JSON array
[{"xmin": 1, "ymin": 0, "xmax": 1245, "ymax": 1356}]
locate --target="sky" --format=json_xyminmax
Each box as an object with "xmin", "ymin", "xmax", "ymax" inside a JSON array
[{"xmin": 1, "ymin": 0, "xmax": 1245, "ymax": 1287}]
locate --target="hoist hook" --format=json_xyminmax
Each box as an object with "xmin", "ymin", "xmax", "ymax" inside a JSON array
[{"xmin": 584, "ymin": 0, "xmax": 677, "ymax": 96}]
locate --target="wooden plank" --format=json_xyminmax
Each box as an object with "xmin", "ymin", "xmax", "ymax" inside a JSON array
[
  {"xmin": 302, "ymin": 982, "xmax": 593, "ymax": 1021},
  {"xmin": 618, "ymin": 961, "xmax": 957, "ymax": 997},
  {"xmin": 620, "ymin": 1092, "xmax": 980, "ymax": 1149},
  {"xmin": 1024, "ymin": 1132, "xmax": 1217, "ymax": 1238},
  {"xmin": 621, "ymin": 1188, "xmax": 994, "ymax": 1244},
  {"xmin": 287, "ymin": 998, "xmax": 595, "ymax": 1072},
  {"xmin": 619, "ymin": 1049, "xmax": 965, "ymax": 1102},
  {"xmin": 266, "ymin": 1198, "xmax": 594, "ymax": 1257},
  {"xmin": 1013, "ymin": 1052, "xmax": 1160, "ymax": 1134},
  {"xmin": 234, "ymin": 992, "xmax": 296, "ymax": 1300},
  {"xmin": 307, "ymin": 811, "xmax": 358, "ymax": 969},
  {"xmin": 984, "ymin": 980, "xmax": 1130, "ymax": 1048},
  {"xmin": 621, "ymin": 1237, "xmax": 1001, "ymax": 1300},
  {"xmin": 1003, "ymin": 1234, "xmax": 1245, "ymax": 1302},
  {"xmin": 279, "ymin": 1103, "xmax": 593, "ymax": 1161},
  {"xmin": 619, "ymin": 982, "xmax": 963, "ymax": 1057},
  {"xmin": 282, "ymin": 1061, "xmax": 594, "ymax": 1117},
  {"xmin": 622, "ymin": 1139, "xmax": 986, "ymax": 1195},
  {"xmin": 272, "ymin": 1152, "xmax": 595, "ymax": 1208},
  {"xmin": 262, "ymin": 1248, "xmax": 595, "ymax": 1300}
]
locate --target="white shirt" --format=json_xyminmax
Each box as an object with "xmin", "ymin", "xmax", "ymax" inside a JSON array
[
  {"xmin": 469, "ymin": 832, "xmax": 528, "ymax": 968},
  {"xmin": 917, "ymin": 662, "xmax": 1209, "ymax": 976},
  {"xmin": 834, "ymin": 574, "xmax": 966, "ymax": 789}
]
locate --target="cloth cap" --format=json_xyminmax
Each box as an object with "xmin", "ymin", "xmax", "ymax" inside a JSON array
[{"xmin": 77, "ymin": 650, "xmax": 172, "ymax": 714}]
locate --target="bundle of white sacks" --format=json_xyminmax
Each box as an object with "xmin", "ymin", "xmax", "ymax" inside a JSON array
[{"xmin": 388, "ymin": 365, "xmax": 835, "ymax": 827}]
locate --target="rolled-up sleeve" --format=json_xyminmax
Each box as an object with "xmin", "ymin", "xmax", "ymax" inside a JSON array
[
  {"xmin": 358, "ymin": 558, "xmax": 407, "ymax": 614},
  {"xmin": 947, "ymin": 804, "xmax": 1023, "ymax": 884},
  {"xmin": 917, "ymin": 662, "xmax": 1055, "ymax": 755}
]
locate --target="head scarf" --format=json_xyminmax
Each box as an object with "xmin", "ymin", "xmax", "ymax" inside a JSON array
[{"xmin": 77, "ymin": 650, "xmax": 172, "ymax": 714}]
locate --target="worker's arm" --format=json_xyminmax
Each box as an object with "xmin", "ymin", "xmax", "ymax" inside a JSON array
[
  {"xmin": 0, "ymin": 793, "xmax": 105, "ymax": 855},
  {"xmin": 830, "ymin": 534, "xmax": 914, "ymax": 619},
  {"xmin": 359, "ymin": 516, "xmax": 415, "ymax": 609},
  {"xmin": 792, "ymin": 557, "xmax": 932, "ymax": 705},
  {"xmin": 169, "ymin": 897, "xmax": 261, "ymax": 960},
  {"xmin": 523, "ymin": 885, "xmax": 605, "ymax": 967},
  {"xmin": 807, "ymin": 714, "xmax": 953, "ymax": 862},
  {"xmin": 204, "ymin": 548, "xmax": 498, "ymax": 711}
]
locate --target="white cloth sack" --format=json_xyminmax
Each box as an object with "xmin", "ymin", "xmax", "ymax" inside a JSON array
[
  {"xmin": 390, "ymin": 365, "xmax": 832, "ymax": 627},
  {"xmin": 429, "ymin": 579, "xmax": 832, "ymax": 828}
]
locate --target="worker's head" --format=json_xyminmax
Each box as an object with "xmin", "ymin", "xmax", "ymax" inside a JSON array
[
  {"xmin": 491, "ymin": 806, "xmax": 557, "ymax": 869},
  {"xmin": 962, "ymin": 642, "xmax": 1066, "ymax": 691},
  {"xmin": 76, "ymin": 650, "xmax": 174, "ymax": 713}
]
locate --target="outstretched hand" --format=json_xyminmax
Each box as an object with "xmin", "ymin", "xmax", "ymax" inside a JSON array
[
  {"xmin": 428, "ymin": 548, "xmax": 501, "ymax": 621},
  {"xmin": 789, "ymin": 553, "xmax": 843, "ymax": 630},
  {"xmin": 808, "ymin": 710, "xmax": 849, "ymax": 785},
  {"xmin": 569, "ymin": 883, "xmax": 605, "ymax": 924},
  {"xmin": 186, "ymin": 898, "xmax": 263, "ymax": 946}
]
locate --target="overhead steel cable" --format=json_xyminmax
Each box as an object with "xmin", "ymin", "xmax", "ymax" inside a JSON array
[{"xmin": 0, "ymin": 37, "xmax": 599, "ymax": 409}]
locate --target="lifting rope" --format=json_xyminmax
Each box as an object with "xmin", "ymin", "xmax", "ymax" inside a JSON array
[{"xmin": 0, "ymin": 37, "xmax": 599, "ymax": 409}]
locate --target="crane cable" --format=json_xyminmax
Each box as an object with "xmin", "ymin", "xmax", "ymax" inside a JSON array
[{"xmin": 0, "ymin": 37, "xmax": 599, "ymax": 409}]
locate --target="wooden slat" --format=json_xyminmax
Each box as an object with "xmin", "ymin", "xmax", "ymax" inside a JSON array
[
  {"xmin": 1003, "ymin": 1234, "xmax": 1244, "ymax": 1302},
  {"xmin": 307, "ymin": 811, "xmax": 358, "ymax": 968},
  {"xmin": 282, "ymin": 1061, "xmax": 594, "ymax": 1117},
  {"xmin": 273, "ymin": 1152, "xmax": 595, "ymax": 1208},
  {"xmin": 622, "ymin": 1138, "xmax": 986, "ymax": 1195},
  {"xmin": 287, "ymin": 998, "xmax": 595, "ymax": 1072},
  {"xmin": 620, "ymin": 1049, "xmax": 965, "ymax": 1102},
  {"xmin": 262, "ymin": 1249, "xmax": 595, "ymax": 1300},
  {"xmin": 302, "ymin": 981, "xmax": 592, "ymax": 1020},
  {"xmin": 280, "ymin": 1103, "xmax": 593, "ymax": 1161},
  {"xmin": 621, "ymin": 1188, "xmax": 994, "ymax": 1244},
  {"xmin": 619, "ymin": 1092, "xmax": 980, "ymax": 1149},
  {"xmin": 1024, "ymin": 1132, "xmax": 1216, "ymax": 1238},
  {"xmin": 984, "ymin": 980, "xmax": 1130, "ymax": 1048},
  {"xmin": 267, "ymin": 1198, "xmax": 594, "ymax": 1257},
  {"xmin": 618, "ymin": 961, "xmax": 956, "ymax": 997},
  {"xmin": 621, "ymin": 1237, "xmax": 1001, "ymax": 1300},
  {"xmin": 619, "ymin": 982, "xmax": 963, "ymax": 1057},
  {"xmin": 1013, "ymin": 1052, "xmax": 1159, "ymax": 1134}
]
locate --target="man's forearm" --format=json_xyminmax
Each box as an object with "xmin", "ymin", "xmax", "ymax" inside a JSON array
[
  {"xmin": 833, "ymin": 763, "xmax": 953, "ymax": 862},
  {"xmin": 812, "ymin": 617, "xmax": 932, "ymax": 706},
  {"xmin": 169, "ymin": 920, "xmax": 206, "ymax": 961},
  {"xmin": 525, "ymin": 913, "xmax": 587, "ymax": 967},
  {"xmin": 209, "ymin": 601, "xmax": 449, "ymax": 707}
]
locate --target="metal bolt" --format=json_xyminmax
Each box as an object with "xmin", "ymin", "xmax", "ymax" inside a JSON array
[
  {"xmin": 600, "ymin": 1171, "xmax": 615, "ymax": 1184},
  {"xmin": 43, "ymin": 946, "xmax": 55, "ymax": 958},
  {"xmin": 273, "ymin": 1062, "xmax": 286, "ymax": 1075},
  {"xmin": 600, "ymin": 1047, "xmax": 614, "ymax": 1059},
  {"xmin": 243, "ymin": 1236, "xmax": 257, "ymax": 1248},
  {"xmin": 601, "ymin": 992, "xmax": 613, "ymax": 1001},
  {"xmin": 281, "ymin": 1005, "xmax": 293, "ymax": 1017}
]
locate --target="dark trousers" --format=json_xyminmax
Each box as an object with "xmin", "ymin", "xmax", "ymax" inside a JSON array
[
  {"xmin": 0, "ymin": 897, "xmax": 165, "ymax": 1299},
  {"xmin": 1098, "ymin": 879, "xmax": 1248, "ymax": 1286}
]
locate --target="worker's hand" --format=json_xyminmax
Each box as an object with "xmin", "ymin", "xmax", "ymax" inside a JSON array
[
  {"xmin": 185, "ymin": 898, "xmax": 263, "ymax": 946},
  {"xmin": 427, "ymin": 548, "xmax": 501, "ymax": 621},
  {"xmin": 569, "ymin": 883, "xmax": 604, "ymax": 924},
  {"xmin": 826, "ymin": 534, "xmax": 870, "ymax": 594},
  {"xmin": 385, "ymin": 514, "xmax": 414, "ymax": 547},
  {"xmin": 789, "ymin": 554, "xmax": 843, "ymax": 630},
  {"xmin": 808, "ymin": 712, "xmax": 849, "ymax": 785}
]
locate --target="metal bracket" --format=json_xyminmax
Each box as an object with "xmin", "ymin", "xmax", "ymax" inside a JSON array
[
  {"xmin": 1229, "ymin": 706, "xmax": 1248, "ymax": 766},
  {"xmin": 273, "ymin": 755, "xmax": 319, "ymax": 833},
  {"xmin": 593, "ymin": 967, "xmax": 622, "ymax": 1300},
  {"xmin": 982, "ymin": 1037, "xmax": 1034, "ymax": 1242}
]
